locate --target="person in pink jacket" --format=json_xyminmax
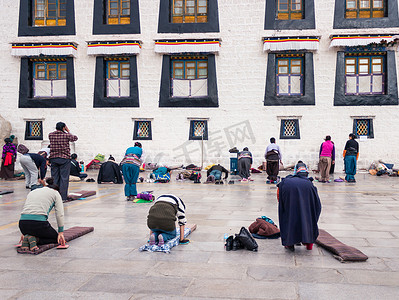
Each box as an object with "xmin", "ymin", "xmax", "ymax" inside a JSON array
[{"xmin": 318, "ymin": 136, "xmax": 335, "ymax": 183}]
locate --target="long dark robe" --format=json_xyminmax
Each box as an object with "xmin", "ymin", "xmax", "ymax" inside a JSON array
[
  {"xmin": 97, "ymin": 161, "xmax": 123, "ymax": 184},
  {"xmin": 277, "ymin": 175, "xmax": 322, "ymax": 246}
]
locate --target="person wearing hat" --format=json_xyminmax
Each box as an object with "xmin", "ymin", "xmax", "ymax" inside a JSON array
[
  {"xmin": 17, "ymin": 144, "xmax": 47, "ymax": 189},
  {"xmin": 97, "ymin": 155, "xmax": 123, "ymax": 184},
  {"xmin": 0, "ymin": 137, "xmax": 17, "ymax": 180},
  {"xmin": 277, "ymin": 161, "xmax": 322, "ymax": 252},
  {"xmin": 318, "ymin": 135, "xmax": 335, "ymax": 183}
]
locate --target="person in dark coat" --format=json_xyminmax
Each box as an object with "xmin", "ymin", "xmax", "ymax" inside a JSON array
[
  {"xmin": 70, "ymin": 153, "xmax": 88, "ymax": 180},
  {"xmin": 97, "ymin": 155, "xmax": 123, "ymax": 184},
  {"xmin": 277, "ymin": 161, "xmax": 322, "ymax": 252},
  {"xmin": 238, "ymin": 147, "xmax": 253, "ymax": 181}
]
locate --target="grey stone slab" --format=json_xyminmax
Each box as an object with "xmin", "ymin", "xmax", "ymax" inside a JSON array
[
  {"xmin": 185, "ymin": 278, "xmax": 297, "ymax": 299},
  {"xmin": 15, "ymin": 291, "xmax": 134, "ymax": 300},
  {"xmin": 209, "ymin": 251, "xmax": 295, "ymax": 267},
  {"xmin": 147, "ymin": 262, "xmax": 246, "ymax": 280},
  {"xmin": 247, "ymin": 265, "xmax": 345, "ymax": 284},
  {"xmin": 299, "ymin": 282, "xmax": 399, "ymax": 300},
  {"xmin": 342, "ymin": 269, "xmax": 399, "ymax": 286},
  {"xmin": 0, "ymin": 270, "xmax": 93, "ymax": 291},
  {"xmin": 0, "ymin": 289, "xmax": 19, "ymax": 299},
  {"xmin": 78, "ymin": 274, "xmax": 191, "ymax": 295},
  {"xmin": 0, "ymin": 256, "xmax": 72, "ymax": 272}
]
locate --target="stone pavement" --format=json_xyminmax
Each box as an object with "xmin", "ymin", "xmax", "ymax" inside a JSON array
[{"xmin": 1, "ymin": 170, "xmax": 399, "ymax": 299}]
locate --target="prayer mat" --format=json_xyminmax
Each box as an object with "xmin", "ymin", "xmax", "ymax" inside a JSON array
[
  {"xmin": 66, "ymin": 190, "xmax": 96, "ymax": 201},
  {"xmin": 316, "ymin": 229, "xmax": 368, "ymax": 262},
  {"xmin": 139, "ymin": 224, "xmax": 197, "ymax": 253},
  {"xmin": 133, "ymin": 198, "xmax": 153, "ymax": 203},
  {"xmin": 16, "ymin": 226, "xmax": 94, "ymax": 255},
  {"xmin": 0, "ymin": 190, "xmax": 14, "ymax": 195}
]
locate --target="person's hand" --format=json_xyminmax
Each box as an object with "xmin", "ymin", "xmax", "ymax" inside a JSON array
[
  {"xmin": 38, "ymin": 179, "xmax": 45, "ymax": 186},
  {"xmin": 58, "ymin": 232, "xmax": 66, "ymax": 245},
  {"xmin": 332, "ymin": 160, "xmax": 335, "ymax": 165},
  {"xmin": 19, "ymin": 234, "xmax": 24, "ymax": 243},
  {"xmin": 64, "ymin": 126, "xmax": 70, "ymax": 133}
]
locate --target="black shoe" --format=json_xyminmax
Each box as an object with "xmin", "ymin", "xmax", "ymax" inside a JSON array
[
  {"xmin": 225, "ymin": 236, "xmax": 233, "ymax": 251},
  {"xmin": 284, "ymin": 245, "xmax": 295, "ymax": 252},
  {"xmin": 232, "ymin": 236, "xmax": 244, "ymax": 251}
]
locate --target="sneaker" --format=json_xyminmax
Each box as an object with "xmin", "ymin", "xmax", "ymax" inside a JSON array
[
  {"xmin": 179, "ymin": 239, "xmax": 190, "ymax": 245},
  {"xmin": 157, "ymin": 234, "xmax": 164, "ymax": 246},
  {"xmin": 149, "ymin": 234, "xmax": 156, "ymax": 246}
]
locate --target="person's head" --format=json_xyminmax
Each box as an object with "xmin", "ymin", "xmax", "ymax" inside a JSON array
[
  {"xmin": 134, "ymin": 142, "xmax": 142, "ymax": 148},
  {"xmin": 243, "ymin": 147, "xmax": 249, "ymax": 151},
  {"xmin": 325, "ymin": 135, "xmax": 331, "ymax": 141},
  {"xmin": 4, "ymin": 138, "xmax": 12, "ymax": 143},
  {"xmin": 108, "ymin": 155, "xmax": 115, "ymax": 161},
  {"xmin": 55, "ymin": 122, "xmax": 66, "ymax": 131},
  {"xmin": 349, "ymin": 133, "xmax": 356, "ymax": 140},
  {"xmin": 9, "ymin": 135, "xmax": 15, "ymax": 142},
  {"xmin": 270, "ymin": 137, "xmax": 276, "ymax": 143},
  {"xmin": 17, "ymin": 144, "xmax": 29, "ymax": 155},
  {"xmin": 45, "ymin": 177, "xmax": 60, "ymax": 192},
  {"xmin": 294, "ymin": 161, "xmax": 308, "ymax": 177},
  {"xmin": 71, "ymin": 153, "xmax": 77, "ymax": 160}
]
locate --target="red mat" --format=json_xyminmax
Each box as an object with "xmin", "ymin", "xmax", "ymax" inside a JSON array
[
  {"xmin": 316, "ymin": 229, "xmax": 368, "ymax": 262},
  {"xmin": 17, "ymin": 226, "xmax": 94, "ymax": 255},
  {"xmin": 66, "ymin": 190, "xmax": 96, "ymax": 201}
]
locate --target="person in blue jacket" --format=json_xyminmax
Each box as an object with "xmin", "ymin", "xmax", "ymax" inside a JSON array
[{"xmin": 121, "ymin": 142, "xmax": 142, "ymax": 201}]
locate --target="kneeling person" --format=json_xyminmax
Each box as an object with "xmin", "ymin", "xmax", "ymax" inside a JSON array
[{"xmin": 147, "ymin": 194, "xmax": 189, "ymax": 245}]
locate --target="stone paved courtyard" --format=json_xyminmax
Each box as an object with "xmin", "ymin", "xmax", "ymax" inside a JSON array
[{"xmin": 1, "ymin": 170, "xmax": 399, "ymax": 299}]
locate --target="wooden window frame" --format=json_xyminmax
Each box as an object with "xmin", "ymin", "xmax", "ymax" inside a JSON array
[
  {"xmin": 276, "ymin": 55, "xmax": 304, "ymax": 96},
  {"xmin": 33, "ymin": 0, "xmax": 67, "ymax": 26},
  {"xmin": 279, "ymin": 119, "xmax": 300, "ymax": 139},
  {"xmin": 353, "ymin": 118, "xmax": 374, "ymax": 138},
  {"xmin": 33, "ymin": 60, "xmax": 67, "ymax": 81},
  {"xmin": 25, "ymin": 120, "xmax": 43, "ymax": 140},
  {"xmin": 344, "ymin": 53, "xmax": 385, "ymax": 95},
  {"xmin": 171, "ymin": 0, "xmax": 208, "ymax": 23},
  {"xmin": 105, "ymin": 58, "xmax": 130, "ymax": 98},
  {"xmin": 345, "ymin": 0, "xmax": 386, "ymax": 19},
  {"xmin": 171, "ymin": 57, "xmax": 208, "ymax": 80},
  {"xmin": 107, "ymin": 0, "xmax": 131, "ymax": 25},
  {"xmin": 277, "ymin": 0, "xmax": 303, "ymax": 20}
]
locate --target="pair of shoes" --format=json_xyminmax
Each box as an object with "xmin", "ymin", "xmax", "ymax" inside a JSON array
[
  {"xmin": 86, "ymin": 178, "xmax": 95, "ymax": 182},
  {"xmin": 232, "ymin": 236, "xmax": 244, "ymax": 251},
  {"xmin": 25, "ymin": 186, "xmax": 30, "ymax": 189},
  {"xmin": 225, "ymin": 235, "xmax": 233, "ymax": 251},
  {"xmin": 228, "ymin": 180, "xmax": 234, "ymax": 184},
  {"xmin": 157, "ymin": 234, "xmax": 164, "ymax": 246},
  {"xmin": 284, "ymin": 245, "xmax": 295, "ymax": 252},
  {"xmin": 126, "ymin": 196, "xmax": 135, "ymax": 201},
  {"xmin": 179, "ymin": 239, "xmax": 190, "ymax": 245},
  {"xmin": 229, "ymin": 147, "xmax": 239, "ymax": 153},
  {"xmin": 149, "ymin": 234, "xmax": 156, "ymax": 246}
]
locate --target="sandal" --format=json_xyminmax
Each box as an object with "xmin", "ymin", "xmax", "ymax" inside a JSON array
[{"xmin": 27, "ymin": 235, "xmax": 38, "ymax": 251}]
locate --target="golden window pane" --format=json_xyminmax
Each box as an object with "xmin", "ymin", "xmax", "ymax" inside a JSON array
[
  {"xmin": 193, "ymin": 121, "xmax": 206, "ymax": 137},
  {"xmin": 283, "ymin": 120, "xmax": 297, "ymax": 136},
  {"xmin": 357, "ymin": 120, "xmax": 369, "ymax": 136},
  {"xmin": 138, "ymin": 122, "xmax": 150, "ymax": 138},
  {"xmin": 29, "ymin": 121, "xmax": 42, "ymax": 137}
]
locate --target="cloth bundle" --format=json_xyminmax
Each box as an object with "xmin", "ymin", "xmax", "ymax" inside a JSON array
[{"xmin": 249, "ymin": 217, "xmax": 280, "ymax": 239}]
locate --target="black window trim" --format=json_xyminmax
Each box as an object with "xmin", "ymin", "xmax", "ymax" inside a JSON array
[
  {"xmin": 93, "ymin": 0, "xmax": 141, "ymax": 35},
  {"xmin": 334, "ymin": 50, "xmax": 398, "ymax": 106},
  {"xmin": 133, "ymin": 120, "xmax": 152, "ymax": 140},
  {"xmin": 19, "ymin": 57, "xmax": 76, "ymax": 108},
  {"xmin": 333, "ymin": 0, "xmax": 399, "ymax": 29},
  {"xmin": 18, "ymin": 0, "xmax": 76, "ymax": 36},
  {"xmin": 159, "ymin": 54, "xmax": 218, "ymax": 107},
  {"xmin": 265, "ymin": 52, "xmax": 315, "ymax": 106},
  {"xmin": 93, "ymin": 55, "xmax": 139, "ymax": 108},
  {"xmin": 265, "ymin": 0, "xmax": 315, "ymax": 30},
  {"xmin": 189, "ymin": 119, "xmax": 209, "ymax": 140},
  {"xmin": 24, "ymin": 120, "xmax": 44, "ymax": 140},
  {"xmin": 279, "ymin": 119, "xmax": 301, "ymax": 139},
  {"xmin": 158, "ymin": 0, "xmax": 219, "ymax": 33}
]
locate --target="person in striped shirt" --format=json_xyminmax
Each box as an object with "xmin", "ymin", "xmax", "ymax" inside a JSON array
[{"xmin": 147, "ymin": 194, "xmax": 189, "ymax": 245}]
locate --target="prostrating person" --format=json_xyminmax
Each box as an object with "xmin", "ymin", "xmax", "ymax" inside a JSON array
[
  {"xmin": 17, "ymin": 144, "xmax": 47, "ymax": 189},
  {"xmin": 277, "ymin": 161, "xmax": 322, "ymax": 252},
  {"xmin": 238, "ymin": 147, "xmax": 253, "ymax": 182},
  {"xmin": 97, "ymin": 155, "xmax": 123, "ymax": 184},
  {"xmin": 121, "ymin": 142, "xmax": 142, "ymax": 201}
]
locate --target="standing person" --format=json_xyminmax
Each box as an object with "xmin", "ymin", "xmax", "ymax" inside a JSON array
[
  {"xmin": 238, "ymin": 147, "xmax": 253, "ymax": 182},
  {"xmin": 0, "ymin": 137, "xmax": 17, "ymax": 180},
  {"xmin": 318, "ymin": 136, "xmax": 335, "ymax": 183},
  {"xmin": 277, "ymin": 161, "xmax": 322, "ymax": 252},
  {"xmin": 17, "ymin": 144, "xmax": 47, "ymax": 189},
  {"xmin": 18, "ymin": 178, "xmax": 65, "ymax": 252},
  {"xmin": 48, "ymin": 122, "xmax": 78, "ymax": 201},
  {"xmin": 147, "ymin": 194, "xmax": 190, "ymax": 245},
  {"xmin": 343, "ymin": 133, "xmax": 359, "ymax": 183},
  {"xmin": 121, "ymin": 142, "xmax": 142, "ymax": 201},
  {"xmin": 265, "ymin": 137, "xmax": 282, "ymax": 184},
  {"xmin": 70, "ymin": 153, "xmax": 88, "ymax": 180}
]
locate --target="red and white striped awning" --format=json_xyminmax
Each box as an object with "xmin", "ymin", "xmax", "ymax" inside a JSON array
[
  {"xmin": 330, "ymin": 35, "xmax": 398, "ymax": 47},
  {"xmin": 154, "ymin": 39, "xmax": 220, "ymax": 54},
  {"xmin": 263, "ymin": 37, "xmax": 319, "ymax": 51},
  {"xmin": 11, "ymin": 43, "xmax": 77, "ymax": 57},
  {"xmin": 87, "ymin": 41, "xmax": 141, "ymax": 55}
]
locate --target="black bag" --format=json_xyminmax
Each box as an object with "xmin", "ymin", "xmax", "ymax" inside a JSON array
[{"xmin": 238, "ymin": 227, "xmax": 258, "ymax": 251}]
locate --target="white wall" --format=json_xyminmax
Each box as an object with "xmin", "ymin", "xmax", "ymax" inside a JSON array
[{"xmin": 1, "ymin": 0, "xmax": 398, "ymax": 171}]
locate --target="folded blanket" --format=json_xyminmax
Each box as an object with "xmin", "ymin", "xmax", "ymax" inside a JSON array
[
  {"xmin": 67, "ymin": 190, "xmax": 96, "ymax": 201},
  {"xmin": 316, "ymin": 229, "xmax": 368, "ymax": 262},
  {"xmin": 139, "ymin": 224, "xmax": 197, "ymax": 253}
]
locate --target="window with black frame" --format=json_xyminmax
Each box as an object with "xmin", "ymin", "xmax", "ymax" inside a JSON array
[{"xmin": 25, "ymin": 121, "xmax": 43, "ymax": 140}]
